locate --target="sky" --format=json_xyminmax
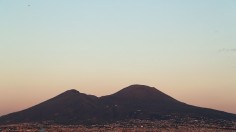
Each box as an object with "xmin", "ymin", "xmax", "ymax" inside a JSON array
[{"xmin": 0, "ymin": 0, "xmax": 236, "ymax": 116}]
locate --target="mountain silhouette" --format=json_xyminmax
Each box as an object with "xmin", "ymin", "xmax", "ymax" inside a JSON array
[
  {"xmin": 0, "ymin": 84, "xmax": 235, "ymax": 124},
  {"xmin": 0, "ymin": 89, "xmax": 99, "ymax": 124}
]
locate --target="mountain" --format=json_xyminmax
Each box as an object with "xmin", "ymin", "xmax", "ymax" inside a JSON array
[
  {"xmin": 0, "ymin": 89, "xmax": 99, "ymax": 124},
  {"xmin": 0, "ymin": 84, "xmax": 235, "ymax": 124},
  {"xmin": 99, "ymin": 85, "xmax": 235, "ymax": 121}
]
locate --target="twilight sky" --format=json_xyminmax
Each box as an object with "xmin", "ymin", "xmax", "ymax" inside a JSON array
[{"xmin": 0, "ymin": 0, "xmax": 236, "ymax": 116}]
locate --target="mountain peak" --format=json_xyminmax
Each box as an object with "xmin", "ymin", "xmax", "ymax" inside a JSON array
[
  {"xmin": 64, "ymin": 89, "xmax": 80, "ymax": 94},
  {"xmin": 112, "ymin": 84, "xmax": 160, "ymax": 98},
  {"xmin": 58, "ymin": 89, "xmax": 80, "ymax": 97},
  {"xmin": 120, "ymin": 84, "xmax": 157, "ymax": 92},
  {"xmin": 126, "ymin": 84, "xmax": 156, "ymax": 90},
  {"xmin": 66, "ymin": 89, "xmax": 80, "ymax": 93}
]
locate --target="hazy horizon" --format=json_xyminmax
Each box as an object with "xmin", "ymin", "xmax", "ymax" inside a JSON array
[{"xmin": 1, "ymin": 0, "xmax": 236, "ymax": 116}]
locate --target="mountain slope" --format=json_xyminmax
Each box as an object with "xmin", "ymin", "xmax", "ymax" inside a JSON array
[
  {"xmin": 99, "ymin": 85, "xmax": 236, "ymax": 120},
  {"xmin": 0, "ymin": 85, "xmax": 235, "ymax": 124},
  {"xmin": 0, "ymin": 89, "xmax": 99, "ymax": 124}
]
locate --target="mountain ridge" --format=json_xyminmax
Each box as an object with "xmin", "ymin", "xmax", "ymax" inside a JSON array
[{"xmin": 0, "ymin": 84, "xmax": 235, "ymax": 124}]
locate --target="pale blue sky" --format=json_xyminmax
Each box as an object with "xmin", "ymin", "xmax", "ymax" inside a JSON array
[{"xmin": 0, "ymin": 0, "xmax": 236, "ymax": 115}]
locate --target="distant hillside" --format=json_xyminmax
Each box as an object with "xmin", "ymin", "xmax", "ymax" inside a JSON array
[{"xmin": 0, "ymin": 85, "xmax": 235, "ymax": 124}]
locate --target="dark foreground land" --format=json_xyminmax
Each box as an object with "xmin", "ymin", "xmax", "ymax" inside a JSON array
[{"xmin": 1, "ymin": 119, "xmax": 236, "ymax": 132}]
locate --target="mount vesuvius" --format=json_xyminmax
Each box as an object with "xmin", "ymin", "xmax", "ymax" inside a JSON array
[{"xmin": 0, "ymin": 84, "xmax": 235, "ymax": 124}]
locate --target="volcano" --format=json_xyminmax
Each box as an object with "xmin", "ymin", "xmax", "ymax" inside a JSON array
[{"xmin": 0, "ymin": 85, "xmax": 235, "ymax": 124}]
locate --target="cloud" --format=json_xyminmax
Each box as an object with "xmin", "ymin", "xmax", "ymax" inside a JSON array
[{"xmin": 219, "ymin": 48, "xmax": 236, "ymax": 52}]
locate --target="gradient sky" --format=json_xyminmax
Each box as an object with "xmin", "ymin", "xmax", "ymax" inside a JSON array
[{"xmin": 0, "ymin": 0, "xmax": 236, "ymax": 116}]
